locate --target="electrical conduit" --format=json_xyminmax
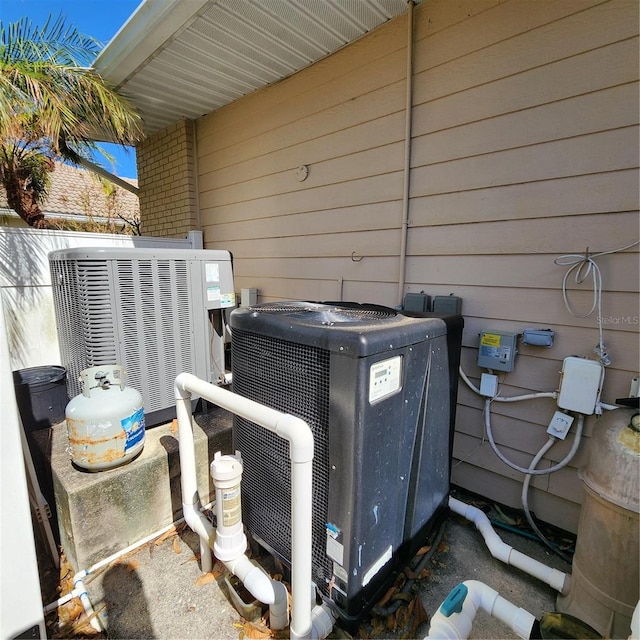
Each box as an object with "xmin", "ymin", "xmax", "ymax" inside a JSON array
[
  {"xmin": 483, "ymin": 400, "xmax": 585, "ymax": 477},
  {"xmin": 449, "ymin": 497, "xmax": 568, "ymax": 594},
  {"xmin": 521, "ymin": 438, "xmax": 573, "ymax": 563},
  {"xmin": 425, "ymin": 580, "xmax": 536, "ymax": 640},
  {"xmin": 397, "ymin": 0, "xmax": 415, "ymax": 306},
  {"xmin": 174, "ymin": 373, "xmax": 329, "ymax": 640}
]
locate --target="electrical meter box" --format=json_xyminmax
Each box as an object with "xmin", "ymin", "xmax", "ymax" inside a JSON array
[{"xmin": 477, "ymin": 330, "xmax": 519, "ymax": 372}]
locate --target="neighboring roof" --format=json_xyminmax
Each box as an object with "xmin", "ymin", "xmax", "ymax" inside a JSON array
[
  {"xmin": 0, "ymin": 162, "xmax": 139, "ymax": 223},
  {"xmin": 95, "ymin": 0, "xmax": 420, "ymax": 136}
]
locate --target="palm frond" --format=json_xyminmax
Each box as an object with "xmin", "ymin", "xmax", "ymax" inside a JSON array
[
  {"xmin": 0, "ymin": 14, "xmax": 143, "ymax": 228},
  {"xmin": 1, "ymin": 15, "xmax": 101, "ymax": 67},
  {"xmin": 0, "ymin": 16, "xmax": 143, "ymax": 149}
]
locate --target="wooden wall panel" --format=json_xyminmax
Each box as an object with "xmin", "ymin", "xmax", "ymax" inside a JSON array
[{"xmin": 408, "ymin": 170, "xmax": 638, "ymax": 227}]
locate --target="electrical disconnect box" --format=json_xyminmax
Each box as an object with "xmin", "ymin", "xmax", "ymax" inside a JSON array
[
  {"xmin": 433, "ymin": 295, "xmax": 462, "ymax": 315},
  {"xmin": 477, "ymin": 330, "xmax": 519, "ymax": 372}
]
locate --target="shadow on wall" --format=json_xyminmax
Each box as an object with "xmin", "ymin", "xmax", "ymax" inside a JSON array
[
  {"xmin": 0, "ymin": 228, "xmax": 203, "ymax": 370},
  {"xmin": 0, "ymin": 229, "xmax": 57, "ymax": 368}
]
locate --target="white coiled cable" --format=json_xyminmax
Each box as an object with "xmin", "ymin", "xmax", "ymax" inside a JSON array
[{"xmin": 554, "ymin": 239, "xmax": 639, "ymax": 366}]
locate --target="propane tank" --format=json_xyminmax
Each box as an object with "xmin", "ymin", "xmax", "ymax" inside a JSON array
[
  {"xmin": 556, "ymin": 408, "xmax": 639, "ymax": 638},
  {"xmin": 65, "ymin": 365, "xmax": 145, "ymax": 471}
]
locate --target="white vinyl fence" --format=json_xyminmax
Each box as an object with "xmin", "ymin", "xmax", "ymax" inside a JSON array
[{"xmin": 0, "ymin": 228, "xmax": 203, "ymax": 370}]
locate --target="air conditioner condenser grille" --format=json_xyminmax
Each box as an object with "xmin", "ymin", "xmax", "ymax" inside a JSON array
[
  {"xmin": 232, "ymin": 328, "xmax": 332, "ymax": 593},
  {"xmin": 51, "ymin": 259, "xmax": 118, "ymax": 398},
  {"xmin": 115, "ymin": 259, "xmax": 195, "ymax": 413}
]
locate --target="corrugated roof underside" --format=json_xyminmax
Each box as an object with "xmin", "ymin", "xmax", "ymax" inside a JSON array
[{"xmin": 121, "ymin": 0, "xmax": 413, "ymax": 134}]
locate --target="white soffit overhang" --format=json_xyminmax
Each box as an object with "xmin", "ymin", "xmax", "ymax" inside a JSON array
[{"xmin": 95, "ymin": 0, "xmax": 418, "ymax": 136}]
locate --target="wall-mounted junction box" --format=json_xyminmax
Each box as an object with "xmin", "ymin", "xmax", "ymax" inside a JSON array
[
  {"xmin": 433, "ymin": 295, "xmax": 462, "ymax": 315},
  {"xmin": 547, "ymin": 411, "xmax": 574, "ymax": 440},
  {"xmin": 522, "ymin": 328, "xmax": 555, "ymax": 348},
  {"xmin": 557, "ymin": 356, "xmax": 604, "ymax": 415},
  {"xmin": 480, "ymin": 373, "xmax": 499, "ymax": 397},
  {"xmin": 403, "ymin": 293, "xmax": 430, "ymax": 313},
  {"xmin": 477, "ymin": 330, "xmax": 518, "ymax": 372}
]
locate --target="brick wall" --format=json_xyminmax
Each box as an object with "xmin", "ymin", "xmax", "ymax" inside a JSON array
[{"xmin": 136, "ymin": 119, "xmax": 199, "ymax": 237}]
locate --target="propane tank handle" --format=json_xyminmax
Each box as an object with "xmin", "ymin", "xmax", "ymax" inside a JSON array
[{"xmin": 79, "ymin": 365, "xmax": 127, "ymax": 396}]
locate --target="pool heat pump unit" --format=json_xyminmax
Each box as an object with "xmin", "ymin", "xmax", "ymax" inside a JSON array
[{"xmin": 230, "ymin": 301, "xmax": 461, "ymax": 623}]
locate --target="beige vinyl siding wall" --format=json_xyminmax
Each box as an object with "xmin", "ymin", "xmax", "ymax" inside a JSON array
[{"xmin": 197, "ymin": 0, "xmax": 639, "ymax": 533}]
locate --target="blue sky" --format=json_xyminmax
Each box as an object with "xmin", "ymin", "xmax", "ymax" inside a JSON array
[{"xmin": 1, "ymin": 0, "xmax": 142, "ymax": 178}]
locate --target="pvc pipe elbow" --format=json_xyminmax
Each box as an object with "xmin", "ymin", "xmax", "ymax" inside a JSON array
[
  {"xmin": 449, "ymin": 498, "xmax": 510, "ymax": 564},
  {"xmin": 426, "ymin": 581, "xmax": 535, "ymax": 640},
  {"xmin": 449, "ymin": 497, "xmax": 568, "ymax": 593},
  {"xmin": 275, "ymin": 414, "xmax": 314, "ymax": 463},
  {"xmin": 310, "ymin": 603, "xmax": 338, "ymax": 640},
  {"xmin": 225, "ymin": 555, "xmax": 276, "ymax": 605},
  {"xmin": 268, "ymin": 581, "xmax": 290, "ymax": 631},
  {"xmin": 174, "ymin": 372, "xmax": 194, "ymax": 399},
  {"xmin": 182, "ymin": 503, "xmax": 215, "ymax": 549}
]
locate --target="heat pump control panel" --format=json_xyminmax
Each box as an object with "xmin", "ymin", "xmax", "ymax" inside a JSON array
[{"xmin": 369, "ymin": 356, "xmax": 402, "ymax": 403}]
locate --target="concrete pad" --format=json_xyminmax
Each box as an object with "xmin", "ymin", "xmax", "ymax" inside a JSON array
[
  {"xmin": 68, "ymin": 498, "xmax": 570, "ymax": 640},
  {"xmin": 85, "ymin": 527, "xmax": 241, "ymax": 640},
  {"xmin": 51, "ymin": 406, "xmax": 232, "ymax": 572}
]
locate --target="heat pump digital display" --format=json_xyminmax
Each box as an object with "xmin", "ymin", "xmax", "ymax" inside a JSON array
[{"xmin": 369, "ymin": 355, "xmax": 402, "ymax": 403}]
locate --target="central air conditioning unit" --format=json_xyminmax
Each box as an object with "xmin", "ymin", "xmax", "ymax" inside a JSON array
[
  {"xmin": 230, "ymin": 301, "xmax": 462, "ymax": 624},
  {"xmin": 49, "ymin": 247, "xmax": 235, "ymax": 426}
]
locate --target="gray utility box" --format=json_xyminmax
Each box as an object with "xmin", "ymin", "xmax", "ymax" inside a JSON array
[
  {"xmin": 477, "ymin": 330, "xmax": 519, "ymax": 372},
  {"xmin": 230, "ymin": 301, "xmax": 460, "ymax": 626},
  {"xmin": 49, "ymin": 247, "xmax": 235, "ymax": 426}
]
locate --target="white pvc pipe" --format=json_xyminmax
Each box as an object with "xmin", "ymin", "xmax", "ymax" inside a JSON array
[
  {"xmin": 74, "ymin": 576, "xmax": 101, "ymax": 632},
  {"xmin": 425, "ymin": 580, "xmax": 536, "ymax": 640},
  {"xmin": 175, "ymin": 373, "xmax": 315, "ymax": 639},
  {"xmin": 175, "ymin": 390, "xmax": 216, "ymax": 573},
  {"xmin": 449, "ymin": 497, "xmax": 568, "ymax": 594},
  {"xmin": 311, "ymin": 603, "xmax": 339, "ymax": 640},
  {"xmin": 224, "ymin": 554, "xmax": 276, "ymax": 605},
  {"xmin": 269, "ymin": 581, "xmax": 290, "ymax": 631},
  {"xmin": 289, "ymin": 456, "xmax": 314, "ymax": 640}
]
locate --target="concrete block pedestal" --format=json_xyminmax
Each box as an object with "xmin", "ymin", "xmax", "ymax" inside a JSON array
[{"xmin": 51, "ymin": 406, "xmax": 232, "ymax": 572}]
